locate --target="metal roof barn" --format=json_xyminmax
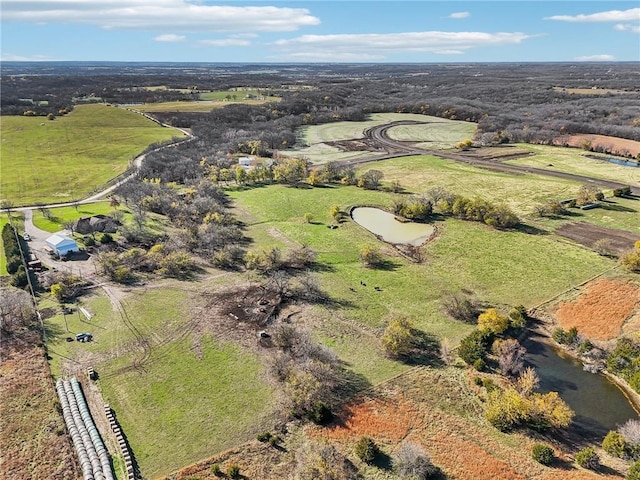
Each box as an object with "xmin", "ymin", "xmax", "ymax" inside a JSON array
[{"xmin": 45, "ymin": 233, "xmax": 80, "ymax": 256}]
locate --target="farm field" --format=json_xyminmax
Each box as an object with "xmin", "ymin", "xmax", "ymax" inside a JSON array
[
  {"xmin": 505, "ymin": 144, "xmax": 640, "ymax": 185},
  {"xmin": 285, "ymin": 113, "xmax": 474, "ymax": 164},
  {"xmin": 0, "ymin": 104, "xmax": 184, "ymax": 206},
  {"xmin": 229, "ymin": 183, "xmax": 613, "ymax": 336},
  {"xmin": 131, "ymin": 89, "xmax": 279, "ymax": 113},
  {"xmin": 45, "ymin": 285, "xmax": 276, "ymax": 478}
]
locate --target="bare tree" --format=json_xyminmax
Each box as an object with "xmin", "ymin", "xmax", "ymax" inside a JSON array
[
  {"xmin": 0, "ymin": 287, "xmax": 36, "ymax": 335},
  {"xmin": 494, "ymin": 339, "xmax": 526, "ymax": 377}
]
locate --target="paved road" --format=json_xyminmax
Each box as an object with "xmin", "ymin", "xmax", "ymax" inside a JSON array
[{"xmin": 343, "ymin": 121, "xmax": 639, "ymax": 195}]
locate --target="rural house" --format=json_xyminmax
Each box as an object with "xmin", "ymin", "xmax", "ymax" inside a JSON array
[
  {"xmin": 45, "ymin": 233, "xmax": 80, "ymax": 257},
  {"xmin": 73, "ymin": 214, "xmax": 119, "ymax": 234}
]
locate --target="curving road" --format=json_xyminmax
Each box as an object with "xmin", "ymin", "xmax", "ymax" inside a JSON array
[{"xmin": 347, "ymin": 121, "xmax": 639, "ymax": 195}]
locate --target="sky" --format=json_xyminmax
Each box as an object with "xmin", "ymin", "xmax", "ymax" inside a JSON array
[{"xmin": 1, "ymin": 1, "xmax": 639, "ymax": 63}]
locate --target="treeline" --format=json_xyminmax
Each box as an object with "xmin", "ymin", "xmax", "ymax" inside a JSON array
[
  {"xmin": 3, "ymin": 63, "xmax": 638, "ymax": 148},
  {"xmin": 1, "ymin": 223, "xmax": 29, "ymax": 288}
]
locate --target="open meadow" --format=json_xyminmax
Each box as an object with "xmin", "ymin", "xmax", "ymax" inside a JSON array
[
  {"xmin": 131, "ymin": 89, "xmax": 279, "ymax": 113},
  {"xmin": 0, "ymin": 104, "xmax": 184, "ymax": 205},
  {"xmin": 505, "ymin": 144, "xmax": 640, "ymax": 185},
  {"xmin": 45, "ymin": 284, "xmax": 276, "ymax": 478},
  {"xmin": 285, "ymin": 113, "xmax": 475, "ymax": 164}
]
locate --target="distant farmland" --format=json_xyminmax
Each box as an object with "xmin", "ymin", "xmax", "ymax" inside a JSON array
[{"xmin": 0, "ymin": 104, "xmax": 184, "ymax": 206}]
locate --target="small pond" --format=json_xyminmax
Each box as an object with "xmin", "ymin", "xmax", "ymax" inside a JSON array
[
  {"xmin": 524, "ymin": 334, "xmax": 639, "ymax": 438},
  {"xmin": 585, "ymin": 154, "xmax": 640, "ymax": 167},
  {"xmin": 351, "ymin": 207, "xmax": 435, "ymax": 246}
]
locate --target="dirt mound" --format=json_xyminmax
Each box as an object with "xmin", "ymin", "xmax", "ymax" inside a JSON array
[
  {"xmin": 554, "ymin": 280, "xmax": 640, "ymax": 341},
  {"xmin": 556, "ymin": 222, "xmax": 640, "ymax": 255}
]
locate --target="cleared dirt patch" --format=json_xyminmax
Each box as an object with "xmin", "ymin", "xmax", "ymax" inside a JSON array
[
  {"xmin": 556, "ymin": 222, "xmax": 640, "ymax": 255},
  {"xmin": 554, "ymin": 279, "xmax": 640, "ymax": 341},
  {"xmin": 553, "ymin": 134, "xmax": 640, "ymax": 158}
]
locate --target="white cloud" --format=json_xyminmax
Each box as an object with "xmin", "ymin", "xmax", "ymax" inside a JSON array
[
  {"xmin": 273, "ymin": 31, "xmax": 534, "ymax": 59},
  {"xmin": 449, "ymin": 12, "xmax": 470, "ymax": 19},
  {"xmin": 614, "ymin": 23, "xmax": 640, "ymax": 33},
  {"xmin": 0, "ymin": 53, "xmax": 56, "ymax": 61},
  {"xmin": 272, "ymin": 51, "xmax": 385, "ymax": 62},
  {"xmin": 199, "ymin": 38, "xmax": 251, "ymax": 47},
  {"xmin": 574, "ymin": 54, "xmax": 616, "ymax": 61},
  {"xmin": 545, "ymin": 8, "xmax": 640, "ymax": 23},
  {"xmin": 0, "ymin": 1, "xmax": 320, "ymax": 32},
  {"xmin": 154, "ymin": 33, "xmax": 185, "ymax": 42}
]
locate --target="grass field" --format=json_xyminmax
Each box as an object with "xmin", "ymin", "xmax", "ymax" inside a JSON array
[
  {"xmin": 0, "ymin": 104, "xmax": 184, "ymax": 206},
  {"xmin": 230, "ymin": 183, "xmax": 612, "ymax": 339},
  {"xmin": 505, "ymin": 144, "xmax": 640, "ymax": 185},
  {"xmin": 32, "ymin": 201, "xmax": 129, "ymax": 232},
  {"xmin": 45, "ymin": 285, "xmax": 275, "ymax": 478},
  {"xmin": 131, "ymin": 89, "xmax": 279, "ymax": 113},
  {"xmin": 284, "ymin": 113, "xmax": 475, "ymax": 164}
]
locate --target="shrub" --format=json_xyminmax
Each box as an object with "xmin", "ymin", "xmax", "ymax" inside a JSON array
[
  {"xmin": 382, "ymin": 317, "xmax": 416, "ymax": 359},
  {"xmin": 482, "ymin": 378, "xmax": 497, "ymax": 393},
  {"xmin": 473, "ymin": 358, "xmax": 486, "ymax": 371},
  {"xmin": 602, "ymin": 431, "xmax": 628, "ymax": 458},
  {"xmin": 508, "ymin": 306, "xmax": 527, "ymax": 329},
  {"xmin": 10, "ymin": 265, "xmax": 28, "ymax": 288},
  {"xmin": 84, "ymin": 236, "xmax": 96, "ymax": 247},
  {"xmin": 210, "ymin": 463, "xmax": 222, "ymax": 476},
  {"xmin": 307, "ymin": 401, "xmax": 333, "ymax": 425},
  {"xmin": 355, "ymin": 436, "xmax": 379, "ymax": 464},
  {"xmin": 100, "ymin": 233, "xmax": 114, "ymax": 244},
  {"xmin": 359, "ymin": 244, "xmax": 384, "ymax": 268},
  {"xmin": 478, "ymin": 308, "xmax": 509, "ymax": 334},
  {"xmin": 227, "ymin": 464, "xmax": 241, "ymax": 479},
  {"xmin": 6, "ymin": 255, "xmax": 22, "ymax": 275},
  {"xmin": 442, "ymin": 292, "xmax": 480, "ymax": 324},
  {"xmin": 532, "ymin": 443, "xmax": 555, "ymax": 465},
  {"xmin": 393, "ymin": 441, "xmax": 438, "ymax": 479},
  {"xmin": 628, "ymin": 461, "xmax": 640, "ymax": 480},
  {"xmin": 458, "ymin": 329, "xmax": 494, "ymax": 365},
  {"xmin": 474, "ymin": 376, "xmax": 483, "ymax": 386},
  {"xmin": 575, "ymin": 447, "xmax": 600, "ymax": 470},
  {"xmin": 257, "ymin": 431, "xmax": 273, "ymax": 442}
]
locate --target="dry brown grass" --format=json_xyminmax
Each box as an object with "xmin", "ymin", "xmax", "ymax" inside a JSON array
[
  {"xmin": 553, "ymin": 134, "xmax": 640, "ymax": 157},
  {"xmin": 0, "ymin": 330, "xmax": 80, "ymax": 480},
  {"xmin": 555, "ymin": 280, "xmax": 640, "ymax": 340}
]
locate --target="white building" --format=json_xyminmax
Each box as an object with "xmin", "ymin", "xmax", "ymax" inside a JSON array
[{"xmin": 45, "ymin": 233, "xmax": 80, "ymax": 257}]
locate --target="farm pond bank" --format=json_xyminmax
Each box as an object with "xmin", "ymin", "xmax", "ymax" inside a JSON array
[
  {"xmin": 524, "ymin": 334, "xmax": 638, "ymax": 439},
  {"xmin": 350, "ymin": 206, "xmax": 435, "ymax": 246}
]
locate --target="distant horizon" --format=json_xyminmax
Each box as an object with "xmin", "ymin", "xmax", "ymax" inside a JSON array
[
  {"xmin": 1, "ymin": 60, "xmax": 638, "ymax": 65},
  {"xmin": 1, "ymin": 1, "xmax": 638, "ymax": 63}
]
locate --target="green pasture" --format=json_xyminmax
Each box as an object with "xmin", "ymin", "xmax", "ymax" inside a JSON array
[
  {"xmin": 102, "ymin": 337, "xmax": 272, "ymax": 479},
  {"xmin": 284, "ymin": 113, "xmax": 475, "ymax": 164},
  {"xmin": 230, "ymin": 183, "xmax": 612, "ymax": 343},
  {"xmin": 386, "ymin": 119, "xmax": 476, "ymax": 150},
  {"xmin": 45, "ymin": 286, "xmax": 275, "ymax": 478},
  {"xmin": 0, "ymin": 104, "xmax": 184, "ymax": 206},
  {"xmin": 32, "ymin": 201, "xmax": 126, "ymax": 232},
  {"xmin": 505, "ymin": 144, "xmax": 640, "ymax": 185},
  {"xmin": 359, "ymin": 155, "xmax": 582, "ymax": 216}
]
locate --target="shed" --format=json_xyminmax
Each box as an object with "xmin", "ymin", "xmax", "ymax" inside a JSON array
[{"xmin": 45, "ymin": 233, "xmax": 79, "ymax": 257}]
